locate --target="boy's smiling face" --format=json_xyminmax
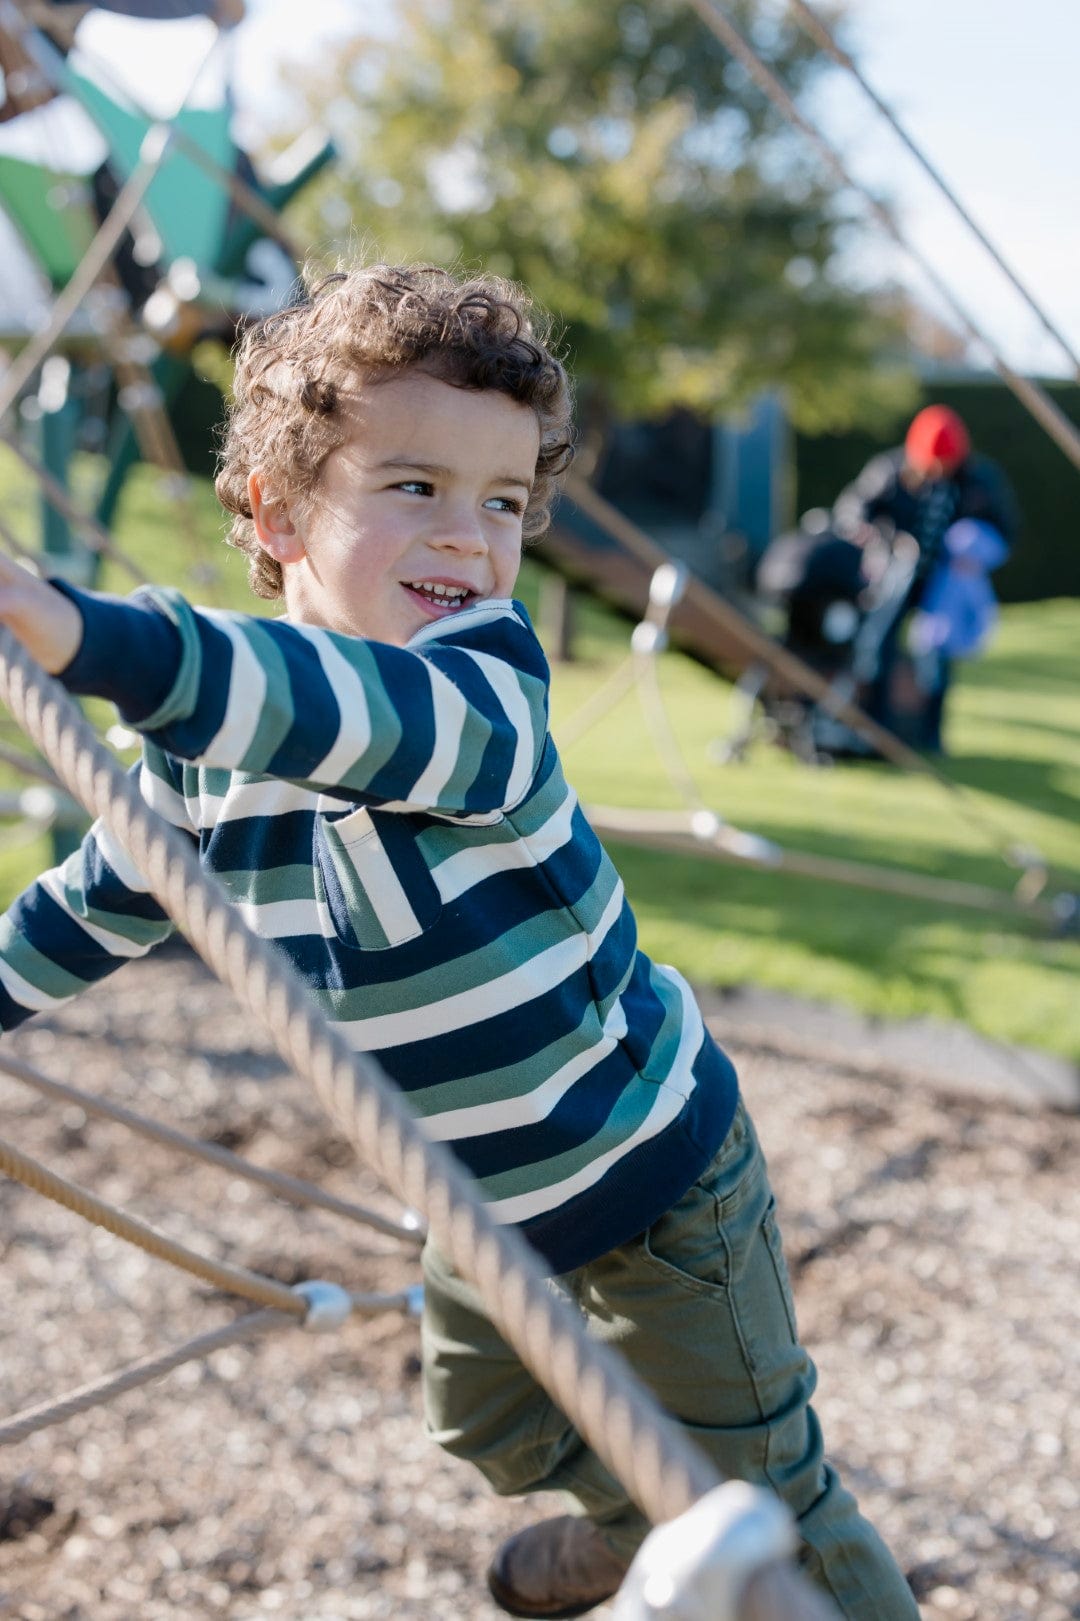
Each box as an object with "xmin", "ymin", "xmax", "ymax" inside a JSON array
[{"xmin": 248, "ymin": 370, "xmax": 540, "ymax": 645}]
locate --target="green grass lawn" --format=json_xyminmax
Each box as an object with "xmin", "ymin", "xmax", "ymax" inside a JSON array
[{"xmin": 2, "ymin": 452, "xmax": 1079, "ymax": 1056}]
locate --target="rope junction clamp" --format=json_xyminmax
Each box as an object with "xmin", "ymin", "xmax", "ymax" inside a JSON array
[
  {"xmin": 294, "ymin": 1280, "xmax": 353, "ymax": 1332},
  {"xmin": 613, "ymin": 1481, "xmax": 798, "ymax": 1621}
]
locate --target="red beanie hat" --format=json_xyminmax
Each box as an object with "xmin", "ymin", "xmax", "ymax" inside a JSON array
[{"xmin": 905, "ymin": 405, "xmax": 971, "ymax": 475}]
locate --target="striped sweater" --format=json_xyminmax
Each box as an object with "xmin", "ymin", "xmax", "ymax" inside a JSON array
[{"xmin": 0, "ymin": 586, "xmax": 738, "ymax": 1272}]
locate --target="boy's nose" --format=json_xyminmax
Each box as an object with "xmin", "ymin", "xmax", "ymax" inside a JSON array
[{"xmin": 431, "ymin": 514, "xmax": 488, "ymax": 555}]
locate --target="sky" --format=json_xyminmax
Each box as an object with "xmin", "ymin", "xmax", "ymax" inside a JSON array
[
  {"xmin": 230, "ymin": 0, "xmax": 1080, "ymax": 378},
  {"xmin": 2, "ymin": 0, "xmax": 1077, "ymax": 378}
]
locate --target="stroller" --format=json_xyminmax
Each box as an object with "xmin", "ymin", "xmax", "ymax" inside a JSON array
[{"xmin": 717, "ymin": 511, "xmax": 920, "ymax": 764}]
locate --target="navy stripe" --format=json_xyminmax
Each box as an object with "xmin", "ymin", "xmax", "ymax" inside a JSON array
[
  {"xmin": 374, "ymin": 969, "xmax": 597, "ymax": 1091},
  {"xmin": 365, "ymin": 642, "xmax": 436, "ymax": 800},
  {"xmin": 79, "ymin": 839, "xmax": 175, "ymax": 922},
  {"xmin": 8, "ymin": 888, "xmax": 145, "ymax": 984},
  {"xmin": 266, "ymin": 630, "xmax": 342, "ymax": 777},
  {"xmin": 204, "ymin": 808, "xmax": 316, "ymax": 870}
]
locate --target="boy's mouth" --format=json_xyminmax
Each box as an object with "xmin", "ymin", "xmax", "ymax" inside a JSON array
[{"xmin": 403, "ymin": 579, "xmax": 479, "ymax": 614}]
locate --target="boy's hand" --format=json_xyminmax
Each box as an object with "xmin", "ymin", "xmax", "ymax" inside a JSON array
[{"xmin": 0, "ymin": 554, "xmax": 83, "ymax": 675}]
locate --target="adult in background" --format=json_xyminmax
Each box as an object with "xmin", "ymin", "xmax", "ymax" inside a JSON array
[{"xmin": 831, "ymin": 404, "xmax": 1019, "ymax": 751}]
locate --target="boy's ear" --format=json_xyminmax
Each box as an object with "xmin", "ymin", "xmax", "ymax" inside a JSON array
[{"xmin": 248, "ymin": 470, "xmax": 306, "ymax": 564}]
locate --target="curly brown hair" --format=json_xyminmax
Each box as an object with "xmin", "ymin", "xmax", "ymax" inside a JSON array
[{"xmin": 215, "ymin": 264, "xmax": 575, "ymax": 599}]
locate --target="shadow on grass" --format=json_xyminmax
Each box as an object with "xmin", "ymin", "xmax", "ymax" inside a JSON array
[
  {"xmin": 933, "ymin": 753, "xmax": 1080, "ymax": 832},
  {"xmin": 608, "ymin": 836, "xmax": 1080, "ymax": 1034}
]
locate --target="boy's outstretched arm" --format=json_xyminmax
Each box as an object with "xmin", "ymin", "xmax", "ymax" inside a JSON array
[{"xmin": 50, "ymin": 584, "xmax": 550, "ymax": 819}]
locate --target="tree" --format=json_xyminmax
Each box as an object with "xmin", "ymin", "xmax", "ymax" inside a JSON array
[{"xmin": 289, "ymin": 0, "xmax": 916, "ymax": 441}]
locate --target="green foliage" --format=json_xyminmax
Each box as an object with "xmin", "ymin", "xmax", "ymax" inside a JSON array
[{"xmin": 288, "ymin": 0, "xmax": 913, "ymax": 431}]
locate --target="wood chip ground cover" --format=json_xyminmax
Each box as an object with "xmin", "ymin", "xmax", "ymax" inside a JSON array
[{"xmin": 0, "ymin": 952, "xmax": 1076, "ymax": 1620}]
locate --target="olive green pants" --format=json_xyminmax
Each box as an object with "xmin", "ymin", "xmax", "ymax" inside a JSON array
[{"xmin": 421, "ymin": 1100, "xmax": 919, "ymax": 1621}]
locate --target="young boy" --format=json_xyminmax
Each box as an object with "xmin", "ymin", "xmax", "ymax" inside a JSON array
[{"xmin": 0, "ymin": 266, "xmax": 918, "ymax": 1621}]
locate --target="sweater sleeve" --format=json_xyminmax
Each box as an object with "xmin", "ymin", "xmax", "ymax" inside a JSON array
[
  {"xmin": 58, "ymin": 588, "xmax": 551, "ymax": 817},
  {"xmin": 0, "ymin": 757, "xmax": 187, "ymax": 1033}
]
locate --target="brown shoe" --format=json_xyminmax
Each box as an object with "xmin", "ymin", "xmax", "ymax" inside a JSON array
[{"xmin": 487, "ymin": 1515, "xmax": 630, "ymax": 1618}]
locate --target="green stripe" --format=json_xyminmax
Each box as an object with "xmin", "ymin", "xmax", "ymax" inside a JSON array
[
  {"xmin": 0, "ymin": 917, "xmax": 95, "ymax": 1001},
  {"xmin": 344, "ymin": 640, "xmax": 406, "ymax": 785},
  {"xmin": 404, "ymin": 1006, "xmax": 603, "ymax": 1116},
  {"xmin": 636, "ymin": 961, "xmax": 687, "ymax": 1082},
  {"xmin": 236, "ymin": 620, "xmax": 298, "ymax": 772},
  {"xmin": 435, "ymin": 701, "xmax": 495, "ymax": 810},
  {"xmin": 215, "ymin": 863, "xmax": 319, "ymax": 906},
  {"xmin": 59, "ymin": 885, "xmax": 172, "ymax": 951},
  {"xmin": 138, "ymin": 589, "xmax": 203, "ymax": 730},
  {"xmin": 417, "ymin": 814, "xmax": 522, "ymax": 870},
  {"xmin": 322, "ymin": 906, "xmax": 576, "ymax": 1021}
]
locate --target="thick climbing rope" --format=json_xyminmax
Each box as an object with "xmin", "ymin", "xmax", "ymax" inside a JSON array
[
  {"xmin": 786, "ymin": 0, "xmax": 1080, "ymax": 382},
  {"xmin": 0, "ymin": 632, "xmax": 835, "ymax": 1621},
  {"xmin": 0, "ymin": 1132, "xmax": 308, "ymax": 1315},
  {"xmin": 687, "ymin": 0, "xmax": 1080, "ymax": 478},
  {"xmin": 0, "ymin": 1049, "xmax": 424, "ymax": 1245}
]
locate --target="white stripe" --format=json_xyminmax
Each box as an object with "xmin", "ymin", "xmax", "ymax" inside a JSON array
[
  {"xmin": 485, "ymin": 976, "xmax": 705, "ymax": 1225},
  {"xmin": 458, "ymin": 648, "xmax": 537, "ymax": 809},
  {"xmin": 406, "ymin": 662, "xmax": 469, "ymax": 807},
  {"xmin": 138, "ymin": 761, "xmax": 191, "ymax": 830},
  {"xmin": 422, "ymin": 1003, "xmax": 629, "ymax": 1141},
  {"xmin": 198, "ymin": 614, "xmax": 268, "ymax": 766},
  {"xmin": 235, "ymin": 896, "xmax": 326, "ymax": 938},
  {"xmin": 297, "ymin": 626, "xmax": 373, "ymax": 784},
  {"xmin": 210, "ymin": 777, "xmax": 319, "ymax": 826},
  {"xmin": 433, "ymin": 786, "xmax": 578, "ymax": 905},
  {"xmin": 336, "ymin": 881, "xmax": 625, "ymax": 1050},
  {"xmin": 90, "ymin": 821, "xmax": 153, "ymax": 894},
  {"xmin": 37, "ymin": 869, "xmax": 153, "ymax": 959}
]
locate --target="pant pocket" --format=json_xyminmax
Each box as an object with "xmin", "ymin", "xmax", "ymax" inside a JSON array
[{"xmin": 762, "ymin": 1196, "xmax": 800, "ymax": 1344}]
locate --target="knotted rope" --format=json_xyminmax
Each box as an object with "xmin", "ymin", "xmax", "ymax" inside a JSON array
[{"xmin": 0, "ymin": 1133, "xmax": 306, "ymax": 1316}]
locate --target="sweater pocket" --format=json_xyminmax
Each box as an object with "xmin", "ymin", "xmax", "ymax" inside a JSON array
[{"xmin": 314, "ymin": 802, "xmax": 442, "ymax": 951}]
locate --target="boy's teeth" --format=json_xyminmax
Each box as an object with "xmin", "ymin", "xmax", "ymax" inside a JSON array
[{"xmin": 410, "ymin": 581, "xmax": 467, "ymax": 599}]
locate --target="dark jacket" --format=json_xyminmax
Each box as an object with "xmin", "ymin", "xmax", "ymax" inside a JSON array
[{"xmin": 832, "ymin": 449, "xmax": 1019, "ymax": 589}]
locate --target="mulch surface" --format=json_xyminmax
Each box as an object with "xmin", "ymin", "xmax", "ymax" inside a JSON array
[{"xmin": 0, "ymin": 949, "xmax": 1076, "ymax": 1620}]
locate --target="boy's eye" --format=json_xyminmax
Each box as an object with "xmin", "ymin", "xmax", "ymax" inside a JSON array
[
  {"xmin": 395, "ymin": 480, "xmax": 434, "ymax": 496},
  {"xmin": 485, "ymin": 495, "xmax": 525, "ymax": 515}
]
